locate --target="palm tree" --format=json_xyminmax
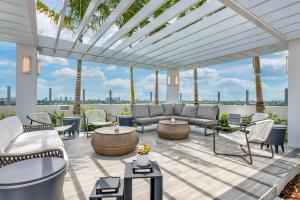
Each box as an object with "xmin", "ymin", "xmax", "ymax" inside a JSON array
[
  {"xmin": 155, "ymin": 70, "xmax": 159, "ymax": 105},
  {"xmin": 130, "ymin": 65, "xmax": 135, "ymax": 105},
  {"xmin": 253, "ymin": 56, "xmax": 265, "ymax": 113},
  {"xmin": 194, "ymin": 68, "xmax": 199, "ymax": 105}
]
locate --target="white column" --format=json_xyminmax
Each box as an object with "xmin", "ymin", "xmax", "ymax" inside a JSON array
[
  {"xmin": 16, "ymin": 44, "xmax": 37, "ymax": 124},
  {"xmin": 288, "ymin": 38, "xmax": 300, "ymax": 148},
  {"xmin": 166, "ymin": 69, "xmax": 179, "ymax": 103}
]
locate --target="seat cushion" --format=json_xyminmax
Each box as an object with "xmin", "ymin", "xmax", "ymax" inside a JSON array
[
  {"xmin": 131, "ymin": 105, "xmax": 149, "ymax": 118},
  {"xmin": 162, "ymin": 104, "xmax": 174, "ymax": 115},
  {"xmin": 6, "ymin": 130, "xmax": 64, "ymax": 154},
  {"xmin": 0, "ymin": 120, "xmax": 11, "ymax": 153},
  {"xmin": 134, "ymin": 117, "xmax": 158, "ymax": 124},
  {"xmin": 174, "ymin": 104, "xmax": 184, "ymax": 116},
  {"xmin": 149, "ymin": 105, "xmax": 164, "ymax": 117},
  {"xmin": 189, "ymin": 118, "xmax": 218, "ymax": 126},
  {"xmin": 181, "ymin": 105, "xmax": 197, "ymax": 118},
  {"xmin": 219, "ymin": 131, "xmax": 247, "ymax": 146},
  {"xmin": 197, "ymin": 105, "xmax": 219, "ymax": 119},
  {"xmin": 174, "ymin": 116, "xmax": 190, "ymax": 122},
  {"xmin": 156, "ymin": 116, "xmax": 172, "ymax": 121},
  {"xmin": 1, "ymin": 116, "xmax": 23, "ymax": 141}
]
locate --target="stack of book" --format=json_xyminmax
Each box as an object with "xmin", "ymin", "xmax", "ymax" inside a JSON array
[
  {"xmin": 96, "ymin": 177, "xmax": 120, "ymax": 194},
  {"xmin": 132, "ymin": 160, "xmax": 153, "ymax": 174}
]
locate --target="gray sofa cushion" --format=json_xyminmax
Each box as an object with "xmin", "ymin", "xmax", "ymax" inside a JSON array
[
  {"xmin": 174, "ymin": 104, "xmax": 184, "ymax": 116},
  {"xmin": 162, "ymin": 104, "xmax": 174, "ymax": 115},
  {"xmin": 181, "ymin": 105, "xmax": 197, "ymax": 118},
  {"xmin": 149, "ymin": 105, "xmax": 164, "ymax": 117},
  {"xmin": 174, "ymin": 116, "xmax": 190, "ymax": 122},
  {"xmin": 189, "ymin": 118, "xmax": 218, "ymax": 126},
  {"xmin": 197, "ymin": 105, "xmax": 219, "ymax": 119},
  {"xmin": 131, "ymin": 105, "xmax": 149, "ymax": 118},
  {"xmin": 156, "ymin": 116, "xmax": 172, "ymax": 121},
  {"xmin": 134, "ymin": 117, "xmax": 158, "ymax": 124}
]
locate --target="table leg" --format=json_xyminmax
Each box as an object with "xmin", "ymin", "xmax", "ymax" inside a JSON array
[
  {"xmin": 281, "ymin": 144, "xmax": 284, "ymax": 152},
  {"xmin": 150, "ymin": 177, "xmax": 163, "ymax": 200},
  {"xmin": 275, "ymin": 145, "xmax": 279, "ymax": 154},
  {"xmin": 124, "ymin": 178, "xmax": 132, "ymax": 200}
]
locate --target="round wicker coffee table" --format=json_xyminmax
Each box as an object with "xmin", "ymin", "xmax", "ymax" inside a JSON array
[
  {"xmin": 156, "ymin": 120, "xmax": 191, "ymax": 140},
  {"xmin": 91, "ymin": 126, "xmax": 139, "ymax": 156}
]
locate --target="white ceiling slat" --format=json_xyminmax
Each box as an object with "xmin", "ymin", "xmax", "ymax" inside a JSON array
[
  {"xmin": 26, "ymin": 0, "xmax": 37, "ymax": 45},
  {"xmin": 113, "ymin": 0, "xmax": 225, "ymax": 60},
  {"xmin": 95, "ymin": 0, "xmax": 168, "ymax": 56},
  {"xmin": 69, "ymin": 0, "xmax": 103, "ymax": 51},
  {"xmin": 54, "ymin": 0, "xmax": 69, "ymax": 51},
  {"xmin": 219, "ymin": 0, "xmax": 288, "ymax": 44},
  {"xmin": 0, "ymin": 21, "xmax": 30, "ymax": 33},
  {"xmin": 0, "ymin": 12, "xmax": 29, "ymax": 26},
  {"xmin": 0, "ymin": 32, "xmax": 32, "ymax": 45},
  {"xmin": 0, "ymin": 2, "xmax": 27, "ymax": 16},
  {"xmin": 131, "ymin": 0, "xmax": 299, "ymax": 66},
  {"xmin": 105, "ymin": 0, "xmax": 201, "ymax": 59},
  {"xmin": 86, "ymin": 0, "xmax": 135, "ymax": 51}
]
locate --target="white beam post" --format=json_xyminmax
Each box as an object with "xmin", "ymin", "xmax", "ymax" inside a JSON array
[
  {"xmin": 166, "ymin": 69, "xmax": 179, "ymax": 103},
  {"xmin": 288, "ymin": 38, "xmax": 300, "ymax": 148},
  {"xmin": 16, "ymin": 44, "xmax": 37, "ymax": 123}
]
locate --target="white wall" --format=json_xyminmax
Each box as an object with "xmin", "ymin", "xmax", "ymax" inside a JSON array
[
  {"xmin": 166, "ymin": 69, "xmax": 179, "ymax": 103},
  {"xmin": 16, "ymin": 44, "xmax": 37, "ymax": 123},
  {"xmin": 288, "ymin": 38, "xmax": 300, "ymax": 149}
]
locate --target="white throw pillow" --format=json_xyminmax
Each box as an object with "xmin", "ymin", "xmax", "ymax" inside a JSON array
[
  {"xmin": 0, "ymin": 120, "xmax": 12, "ymax": 153},
  {"xmin": 2, "ymin": 116, "xmax": 24, "ymax": 141}
]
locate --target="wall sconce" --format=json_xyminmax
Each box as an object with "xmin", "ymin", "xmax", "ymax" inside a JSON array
[
  {"xmin": 174, "ymin": 75, "xmax": 179, "ymax": 86},
  {"xmin": 22, "ymin": 56, "xmax": 31, "ymax": 74},
  {"xmin": 167, "ymin": 75, "xmax": 171, "ymax": 86},
  {"xmin": 36, "ymin": 59, "xmax": 41, "ymax": 75},
  {"xmin": 286, "ymin": 56, "xmax": 288, "ymax": 74}
]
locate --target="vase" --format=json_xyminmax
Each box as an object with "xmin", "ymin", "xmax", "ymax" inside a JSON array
[
  {"xmin": 136, "ymin": 154, "xmax": 150, "ymax": 166},
  {"xmin": 114, "ymin": 125, "xmax": 119, "ymax": 132}
]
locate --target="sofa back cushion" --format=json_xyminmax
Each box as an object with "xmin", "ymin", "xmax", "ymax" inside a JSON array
[
  {"xmin": 197, "ymin": 105, "xmax": 219, "ymax": 119},
  {"xmin": 0, "ymin": 120, "xmax": 12, "ymax": 153},
  {"xmin": 174, "ymin": 104, "xmax": 184, "ymax": 116},
  {"xmin": 131, "ymin": 105, "xmax": 150, "ymax": 118},
  {"xmin": 162, "ymin": 104, "xmax": 174, "ymax": 116},
  {"xmin": 149, "ymin": 105, "xmax": 164, "ymax": 117},
  {"xmin": 181, "ymin": 105, "xmax": 197, "ymax": 118},
  {"xmin": 2, "ymin": 116, "xmax": 24, "ymax": 141}
]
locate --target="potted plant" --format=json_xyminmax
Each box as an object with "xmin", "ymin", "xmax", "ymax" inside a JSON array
[
  {"xmin": 114, "ymin": 121, "xmax": 119, "ymax": 132},
  {"xmin": 136, "ymin": 144, "xmax": 151, "ymax": 166},
  {"xmin": 118, "ymin": 107, "xmax": 133, "ymax": 127}
]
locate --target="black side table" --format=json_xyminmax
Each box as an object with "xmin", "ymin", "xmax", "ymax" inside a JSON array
[
  {"xmin": 118, "ymin": 115, "xmax": 133, "ymax": 127},
  {"xmin": 0, "ymin": 157, "xmax": 67, "ymax": 200},
  {"xmin": 89, "ymin": 179, "xmax": 124, "ymax": 200},
  {"xmin": 124, "ymin": 161, "xmax": 163, "ymax": 200},
  {"xmin": 266, "ymin": 124, "xmax": 287, "ymax": 153}
]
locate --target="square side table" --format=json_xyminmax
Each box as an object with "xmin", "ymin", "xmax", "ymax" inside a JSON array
[{"xmin": 89, "ymin": 178, "xmax": 124, "ymax": 200}]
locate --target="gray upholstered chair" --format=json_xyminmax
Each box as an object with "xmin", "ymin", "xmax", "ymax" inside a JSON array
[
  {"xmin": 213, "ymin": 119, "xmax": 274, "ymax": 165},
  {"xmin": 84, "ymin": 110, "xmax": 112, "ymax": 137}
]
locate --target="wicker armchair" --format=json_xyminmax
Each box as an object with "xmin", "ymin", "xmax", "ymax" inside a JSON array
[{"xmin": 0, "ymin": 116, "xmax": 67, "ymax": 167}]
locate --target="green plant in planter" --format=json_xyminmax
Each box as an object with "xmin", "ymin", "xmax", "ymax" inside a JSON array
[
  {"xmin": 268, "ymin": 112, "xmax": 287, "ymax": 125},
  {"xmin": 120, "ymin": 107, "xmax": 131, "ymax": 116},
  {"xmin": 218, "ymin": 112, "xmax": 229, "ymax": 127},
  {"xmin": 50, "ymin": 111, "xmax": 65, "ymax": 127}
]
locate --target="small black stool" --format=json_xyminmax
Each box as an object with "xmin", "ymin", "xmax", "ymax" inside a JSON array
[{"xmin": 89, "ymin": 179, "xmax": 124, "ymax": 200}]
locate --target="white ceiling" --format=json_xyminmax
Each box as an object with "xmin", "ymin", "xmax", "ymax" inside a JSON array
[{"xmin": 0, "ymin": 0, "xmax": 299, "ymax": 70}]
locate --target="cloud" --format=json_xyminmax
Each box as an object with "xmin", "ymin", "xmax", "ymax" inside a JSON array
[
  {"xmin": 103, "ymin": 78, "xmax": 130, "ymax": 89},
  {"xmin": 51, "ymin": 66, "xmax": 106, "ymax": 80},
  {"xmin": 104, "ymin": 64, "xmax": 117, "ymax": 71},
  {"xmin": 38, "ymin": 55, "xmax": 69, "ymax": 66},
  {"xmin": 0, "ymin": 60, "xmax": 10, "ymax": 66}
]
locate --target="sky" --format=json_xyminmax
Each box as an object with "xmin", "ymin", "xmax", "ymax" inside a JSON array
[{"xmin": 0, "ymin": 1, "xmax": 289, "ymax": 102}]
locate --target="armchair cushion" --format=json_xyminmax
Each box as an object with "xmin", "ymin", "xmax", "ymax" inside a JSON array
[
  {"xmin": 189, "ymin": 118, "xmax": 218, "ymax": 126},
  {"xmin": 162, "ymin": 104, "xmax": 174, "ymax": 115},
  {"xmin": 174, "ymin": 104, "xmax": 184, "ymax": 116},
  {"xmin": 181, "ymin": 105, "xmax": 197, "ymax": 118},
  {"xmin": 197, "ymin": 105, "xmax": 219, "ymax": 120},
  {"xmin": 149, "ymin": 105, "xmax": 164, "ymax": 117},
  {"xmin": 134, "ymin": 117, "xmax": 158, "ymax": 124},
  {"xmin": 1, "ymin": 116, "xmax": 23, "ymax": 141},
  {"xmin": 0, "ymin": 121, "xmax": 11, "ymax": 153},
  {"xmin": 131, "ymin": 105, "xmax": 150, "ymax": 118}
]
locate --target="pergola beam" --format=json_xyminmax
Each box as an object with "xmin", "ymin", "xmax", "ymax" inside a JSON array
[
  {"xmin": 54, "ymin": 0, "xmax": 69, "ymax": 51},
  {"xmin": 219, "ymin": 0, "xmax": 288, "ymax": 44},
  {"xmin": 26, "ymin": 0, "xmax": 37, "ymax": 46}
]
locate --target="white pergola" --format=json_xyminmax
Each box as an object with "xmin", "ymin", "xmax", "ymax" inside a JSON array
[{"xmin": 0, "ymin": 0, "xmax": 300, "ymax": 148}]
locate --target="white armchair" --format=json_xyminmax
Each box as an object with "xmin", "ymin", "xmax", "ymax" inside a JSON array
[{"xmin": 84, "ymin": 110, "xmax": 113, "ymax": 137}]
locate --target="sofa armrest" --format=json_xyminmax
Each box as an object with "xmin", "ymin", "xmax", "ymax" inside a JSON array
[{"xmin": 23, "ymin": 124, "xmax": 54, "ymax": 133}]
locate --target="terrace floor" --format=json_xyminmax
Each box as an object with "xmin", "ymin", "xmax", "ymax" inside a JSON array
[{"xmin": 62, "ymin": 126, "xmax": 300, "ymax": 200}]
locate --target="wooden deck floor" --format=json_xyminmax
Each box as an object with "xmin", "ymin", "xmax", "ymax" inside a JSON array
[{"xmin": 62, "ymin": 126, "xmax": 300, "ymax": 200}]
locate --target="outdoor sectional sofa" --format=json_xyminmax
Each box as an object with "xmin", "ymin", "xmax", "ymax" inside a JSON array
[
  {"xmin": 0, "ymin": 116, "xmax": 68, "ymax": 167},
  {"xmin": 131, "ymin": 104, "xmax": 219, "ymax": 135}
]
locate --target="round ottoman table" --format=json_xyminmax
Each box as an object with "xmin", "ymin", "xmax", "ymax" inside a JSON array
[
  {"xmin": 156, "ymin": 120, "xmax": 191, "ymax": 140},
  {"xmin": 91, "ymin": 126, "xmax": 139, "ymax": 156},
  {"xmin": 0, "ymin": 157, "xmax": 67, "ymax": 200}
]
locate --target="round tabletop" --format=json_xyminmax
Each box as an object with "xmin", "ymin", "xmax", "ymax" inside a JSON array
[
  {"xmin": 0, "ymin": 157, "xmax": 66, "ymax": 187},
  {"xmin": 95, "ymin": 126, "xmax": 136, "ymax": 135},
  {"xmin": 91, "ymin": 121, "xmax": 113, "ymax": 126},
  {"xmin": 158, "ymin": 120, "xmax": 188, "ymax": 125},
  {"xmin": 272, "ymin": 124, "xmax": 287, "ymax": 129}
]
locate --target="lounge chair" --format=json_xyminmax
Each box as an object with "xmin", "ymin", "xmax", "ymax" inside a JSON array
[
  {"xmin": 213, "ymin": 119, "xmax": 274, "ymax": 165},
  {"xmin": 84, "ymin": 110, "xmax": 113, "ymax": 138}
]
